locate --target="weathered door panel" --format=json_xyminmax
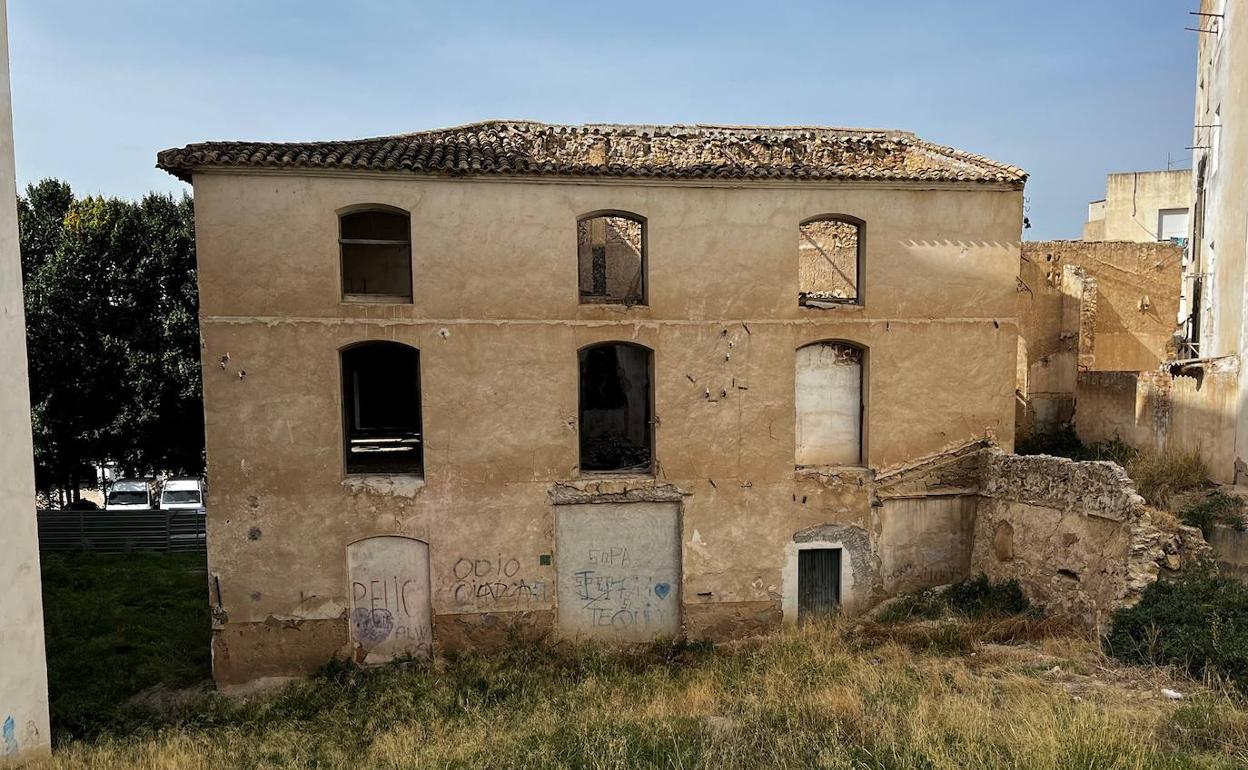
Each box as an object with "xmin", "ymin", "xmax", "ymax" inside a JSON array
[
  {"xmin": 346, "ymin": 535, "xmax": 433, "ymax": 663},
  {"xmin": 797, "ymin": 547, "xmax": 842, "ymax": 618},
  {"xmin": 555, "ymin": 502, "xmax": 680, "ymax": 641}
]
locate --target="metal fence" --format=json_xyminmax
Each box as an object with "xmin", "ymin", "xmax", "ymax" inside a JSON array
[{"xmin": 36, "ymin": 509, "xmax": 206, "ymax": 554}]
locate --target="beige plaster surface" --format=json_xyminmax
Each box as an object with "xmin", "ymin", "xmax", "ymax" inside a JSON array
[{"xmin": 190, "ymin": 170, "xmax": 1023, "ymax": 683}]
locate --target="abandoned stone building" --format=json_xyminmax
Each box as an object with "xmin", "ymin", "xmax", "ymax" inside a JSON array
[
  {"xmin": 157, "ymin": 120, "xmax": 1196, "ymax": 686},
  {"xmin": 1016, "ymin": 239, "xmax": 1183, "ymax": 439}
]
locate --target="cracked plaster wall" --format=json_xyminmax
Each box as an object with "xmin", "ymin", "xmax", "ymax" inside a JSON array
[{"xmin": 192, "ymin": 171, "xmax": 1022, "ymax": 684}]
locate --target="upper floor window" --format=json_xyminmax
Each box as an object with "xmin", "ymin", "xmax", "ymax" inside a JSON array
[
  {"xmin": 578, "ymin": 212, "xmax": 645, "ymax": 305},
  {"xmin": 799, "ymin": 215, "xmax": 863, "ymax": 306},
  {"xmin": 340, "ymin": 208, "xmax": 412, "ymax": 303},
  {"xmin": 579, "ymin": 342, "xmax": 652, "ymax": 473},
  {"xmin": 342, "ymin": 342, "xmax": 422, "ymax": 475},
  {"xmin": 795, "ymin": 341, "xmax": 864, "ymax": 467}
]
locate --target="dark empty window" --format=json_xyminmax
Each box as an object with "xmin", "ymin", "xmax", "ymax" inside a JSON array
[
  {"xmin": 578, "ymin": 343, "xmax": 652, "ymax": 473},
  {"xmin": 578, "ymin": 213, "xmax": 645, "ymax": 304},
  {"xmin": 340, "ymin": 209, "xmax": 412, "ymax": 301},
  {"xmin": 342, "ymin": 342, "xmax": 422, "ymax": 475},
  {"xmin": 797, "ymin": 548, "xmax": 841, "ymax": 619},
  {"xmin": 799, "ymin": 216, "xmax": 862, "ymax": 306}
]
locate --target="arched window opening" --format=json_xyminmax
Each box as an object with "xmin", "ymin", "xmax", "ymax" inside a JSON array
[
  {"xmin": 799, "ymin": 216, "xmax": 862, "ymax": 306},
  {"xmin": 578, "ymin": 343, "xmax": 652, "ymax": 472},
  {"xmin": 795, "ymin": 342, "xmax": 863, "ymax": 466},
  {"xmin": 578, "ymin": 213, "xmax": 645, "ymax": 304},
  {"xmin": 340, "ymin": 208, "xmax": 412, "ymax": 302},
  {"xmin": 342, "ymin": 342, "xmax": 422, "ymax": 475}
]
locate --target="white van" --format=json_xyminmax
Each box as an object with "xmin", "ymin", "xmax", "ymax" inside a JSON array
[
  {"xmin": 159, "ymin": 477, "xmax": 206, "ymax": 512},
  {"xmin": 105, "ymin": 479, "xmax": 154, "ymax": 510}
]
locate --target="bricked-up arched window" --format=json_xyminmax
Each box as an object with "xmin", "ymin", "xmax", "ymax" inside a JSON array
[
  {"xmin": 799, "ymin": 215, "xmax": 863, "ymax": 306},
  {"xmin": 577, "ymin": 212, "xmax": 645, "ymax": 304},
  {"xmin": 340, "ymin": 208, "xmax": 412, "ymax": 302},
  {"xmin": 578, "ymin": 342, "xmax": 652, "ymax": 473},
  {"xmin": 342, "ymin": 342, "xmax": 422, "ymax": 475},
  {"xmin": 795, "ymin": 341, "xmax": 864, "ymax": 466}
]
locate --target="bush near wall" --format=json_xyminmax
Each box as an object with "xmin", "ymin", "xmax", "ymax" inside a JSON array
[
  {"xmin": 875, "ymin": 574, "xmax": 1035, "ymax": 624},
  {"xmin": 1106, "ymin": 569, "xmax": 1248, "ymax": 691}
]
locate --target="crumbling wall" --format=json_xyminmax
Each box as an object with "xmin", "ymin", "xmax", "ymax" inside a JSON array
[
  {"xmin": 972, "ymin": 450, "xmax": 1206, "ymax": 630},
  {"xmin": 1076, "ymin": 361, "xmax": 1239, "ymax": 484},
  {"xmin": 1016, "ymin": 241, "xmax": 1183, "ymax": 439}
]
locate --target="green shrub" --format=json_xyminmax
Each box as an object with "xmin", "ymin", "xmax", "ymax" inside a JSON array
[
  {"xmin": 876, "ymin": 575, "xmax": 1035, "ymax": 624},
  {"xmin": 1179, "ymin": 490, "xmax": 1246, "ymax": 538},
  {"xmin": 1015, "ymin": 426, "xmax": 1086, "ymax": 459},
  {"xmin": 945, "ymin": 574, "xmax": 1034, "ymax": 618},
  {"xmin": 1105, "ymin": 569, "xmax": 1248, "ymax": 691}
]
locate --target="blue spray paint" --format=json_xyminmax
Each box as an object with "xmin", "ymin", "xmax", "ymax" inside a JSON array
[{"xmin": 2, "ymin": 715, "xmax": 17, "ymax": 756}]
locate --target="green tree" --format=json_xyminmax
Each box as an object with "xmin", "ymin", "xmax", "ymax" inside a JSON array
[{"xmin": 19, "ymin": 179, "xmax": 203, "ymax": 503}]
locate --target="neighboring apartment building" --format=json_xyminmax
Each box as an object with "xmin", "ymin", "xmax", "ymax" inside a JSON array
[
  {"xmin": 0, "ymin": 0, "xmax": 52, "ymax": 760},
  {"xmin": 1082, "ymin": 170, "xmax": 1192, "ymax": 243},
  {"xmin": 158, "ymin": 121, "xmax": 1026, "ymax": 685}
]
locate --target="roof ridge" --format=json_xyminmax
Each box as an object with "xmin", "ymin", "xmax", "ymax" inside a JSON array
[{"xmin": 156, "ymin": 120, "xmax": 1027, "ymax": 186}]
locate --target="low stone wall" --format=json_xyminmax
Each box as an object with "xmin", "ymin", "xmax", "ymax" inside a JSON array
[{"xmin": 971, "ymin": 450, "xmax": 1207, "ymax": 631}]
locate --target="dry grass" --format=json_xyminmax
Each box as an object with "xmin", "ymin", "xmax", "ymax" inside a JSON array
[
  {"xmin": 28, "ymin": 621, "xmax": 1248, "ymax": 770},
  {"xmin": 1126, "ymin": 449, "xmax": 1210, "ymax": 510}
]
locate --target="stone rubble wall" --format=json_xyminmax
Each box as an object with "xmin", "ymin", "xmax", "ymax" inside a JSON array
[{"xmin": 971, "ymin": 449, "xmax": 1209, "ymax": 631}]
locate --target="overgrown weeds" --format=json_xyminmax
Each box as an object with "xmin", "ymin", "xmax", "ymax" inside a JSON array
[
  {"xmin": 1179, "ymin": 490, "xmax": 1247, "ymax": 537},
  {"xmin": 34, "ymin": 619, "xmax": 1248, "ymax": 770},
  {"xmin": 1016, "ymin": 429, "xmax": 1209, "ymax": 508},
  {"xmin": 40, "ymin": 553, "xmax": 211, "ymax": 740}
]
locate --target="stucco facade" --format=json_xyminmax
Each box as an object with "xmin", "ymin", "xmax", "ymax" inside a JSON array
[
  {"xmin": 165, "ymin": 123, "xmax": 1025, "ymax": 685},
  {"xmin": 0, "ymin": 0, "xmax": 52, "ymax": 759}
]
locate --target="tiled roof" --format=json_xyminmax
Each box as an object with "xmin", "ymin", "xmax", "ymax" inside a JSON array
[{"xmin": 156, "ymin": 120, "xmax": 1026, "ymax": 186}]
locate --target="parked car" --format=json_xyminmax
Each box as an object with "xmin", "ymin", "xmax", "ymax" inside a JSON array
[
  {"xmin": 63, "ymin": 499, "xmax": 101, "ymax": 511},
  {"xmin": 159, "ymin": 477, "xmax": 206, "ymax": 512},
  {"xmin": 105, "ymin": 479, "xmax": 155, "ymax": 510}
]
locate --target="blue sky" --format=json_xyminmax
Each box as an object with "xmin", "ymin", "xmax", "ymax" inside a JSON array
[{"xmin": 10, "ymin": 1, "xmax": 1197, "ymax": 240}]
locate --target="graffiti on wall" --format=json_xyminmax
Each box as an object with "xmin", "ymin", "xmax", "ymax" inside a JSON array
[
  {"xmin": 350, "ymin": 574, "xmax": 432, "ymax": 654},
  {"xmin": 451, "ymin": 554, "xmax": 548, "ymax": 607},
  {"xmin": 2, "ymin": 716, "xmax": 15, "ymax": 757},
  {"xmin": 346, "ymin": 536, "xmax": 433, "ymax": 662},
  {"xmin": 554, "ymin": 502, "xmax": 683, "ymax": 642},
  {"xmin": 573, "ymin": 545, "xmax": 673, "ymax": 630}
]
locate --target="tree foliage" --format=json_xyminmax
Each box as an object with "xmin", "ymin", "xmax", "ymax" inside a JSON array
[{"xmin": 19, "ymin": 179, "xmax": 202, "ymax": 501}]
